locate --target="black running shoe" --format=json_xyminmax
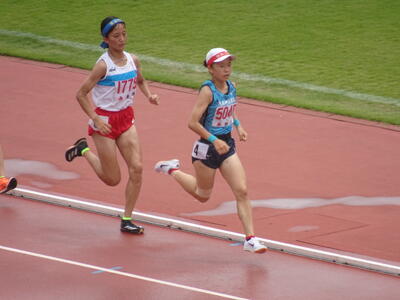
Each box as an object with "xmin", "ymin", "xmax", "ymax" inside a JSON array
[
  {"xmin": 65, "ymin": 138, "xmax": 88, "ymax": 162},
  {"xmin": 120, "ymin": 220, "xmax": 144, "ymax": 234}
]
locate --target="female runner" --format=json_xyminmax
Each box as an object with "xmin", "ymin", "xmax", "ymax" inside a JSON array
[
  {"xmin": 155, "ymin": 48, "xmax": 266, "ymax": 253},
  {"xmin": 66, "ymin": 17, "xmax": 159, "ymax": 234}
]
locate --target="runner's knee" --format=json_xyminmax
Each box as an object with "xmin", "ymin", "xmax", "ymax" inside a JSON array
[
  {"xmin": 232, "ymin": 185, "xmax": 248, "ymax": 200},
  {"xmin": 128, "ymin": 163, "xmax": 143, "ymax": 179},
  {"xmin": 103, "ymin": 176, "xmax": 121, "ymax": 186},
  {"xmin": 195, "ymin": 187, "xmax": 212, "ymax": 202}
]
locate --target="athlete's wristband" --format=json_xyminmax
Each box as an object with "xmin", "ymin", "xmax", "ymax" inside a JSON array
[
  {"xmin": 207, "ymin": 134, "xmax": 217, "ymax": 143},
  {"xmin": 233, "ymin": 119, "xmax": 240, "ymax": 127}
]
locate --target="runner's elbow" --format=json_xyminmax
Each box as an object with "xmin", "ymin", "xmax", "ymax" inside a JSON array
[
  {"xmin": 76, "ymin": 90, "xmax": 84, "ymax": 102},
  {"xmin": 188, "ymin": 121, "xmax": 197, "ymax": 131},
  {"xmin": 76, "ymin": 87, "xmax": 90, "ymax": 103}
]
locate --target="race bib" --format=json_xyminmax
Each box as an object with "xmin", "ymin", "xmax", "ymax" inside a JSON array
[
  {"xmin": 115, "ymin": 77, "xmax": 137, "ymax": 101},
  {"xmin": 211, "ymin": 104, "xmax": 236, "ymax": 127},
  {"xmin": 191, "ymin": 141, "xmax": 210, "ymax": 160}
]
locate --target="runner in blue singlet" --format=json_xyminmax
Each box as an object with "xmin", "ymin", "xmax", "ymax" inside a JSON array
[{"xmin": 155, "ymin": 48, "xmax": 267, "ymax": 254}]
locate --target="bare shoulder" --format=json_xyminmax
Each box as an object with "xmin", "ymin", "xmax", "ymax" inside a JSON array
[
  {"xmin": 93, "ymin": 59, "xmax": 107, "ymax": 73},
  {"xmin": 198, "ymin": 84, "xmax": 213, "ymax": 104},
  {"xmin": 78, "ymin": 59, "xmax": 106, "ymax": 93},
  {"xmin": 89, "ymin": 59, "xmax": 107, "ymax": 80},
  {"xmin": 199, "ymin": 84, "xmax": 212, "ymax": 96},
  {"xmin": 129, "ymin": 53, "xmax": 140, "ymax": 66}
]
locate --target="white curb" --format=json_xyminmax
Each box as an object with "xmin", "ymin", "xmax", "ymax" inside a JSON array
[{"xmin": 9, "ymin": 187, "xmax": 400, "ymax": 277}]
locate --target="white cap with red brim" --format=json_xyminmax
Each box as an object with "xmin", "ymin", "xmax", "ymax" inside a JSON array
[{"xmin": 205, "ymin": 48, "xmax": 235, "ymax": 67}]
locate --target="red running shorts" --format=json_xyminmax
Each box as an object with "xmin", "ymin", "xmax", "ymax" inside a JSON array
[{"xmin": 88, "ymin": 106, "xmax": 135, "ymax": 140}]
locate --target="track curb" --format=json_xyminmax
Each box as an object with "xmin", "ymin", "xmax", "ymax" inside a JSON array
[{"xmin": 9, "ymin": 187, "xmax": 400, "ymax": 277}]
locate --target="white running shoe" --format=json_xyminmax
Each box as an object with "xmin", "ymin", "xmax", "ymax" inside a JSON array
[
  {"xmin": 243, "ymin": 237, "xmax": 267, "ymax": 253},
  {"xmin": 154, "ymin": 159, "xmax": 180, "ymax": 174}
]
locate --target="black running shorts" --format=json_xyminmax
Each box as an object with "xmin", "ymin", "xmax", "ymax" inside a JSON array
[{"xmin": 191, "ymin": 133, "xmax": 236, "ymax": 169}]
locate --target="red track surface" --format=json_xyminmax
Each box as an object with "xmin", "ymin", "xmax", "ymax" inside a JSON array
[
  {"xmin": 1, "ymin": 194, "xmax": 399, "ymax": 300},
  {"xmin": 0, "ymin": 56, "xmax": 400, "ymax": 298}
]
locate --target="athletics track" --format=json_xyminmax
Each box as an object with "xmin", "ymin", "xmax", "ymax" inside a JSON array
[{"xmin": 0, "ymin": 56, "xmax": 399, "ymax": 299}]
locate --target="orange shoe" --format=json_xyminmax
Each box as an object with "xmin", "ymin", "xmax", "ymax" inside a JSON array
[{"xmin": 0, "ymin": 177, "xmax": 17, "ymax": 194}]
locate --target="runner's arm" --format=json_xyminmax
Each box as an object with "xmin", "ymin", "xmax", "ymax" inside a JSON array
[
  {"xmin": 231, "ymin": 81, "xmax": 247, "ymax": 141},
  {"xmin": 189, "ymin": 86, "xmax": 230, "ymax": 154},
  {"xmin": 232, "ymin": 112, "xmax": 248, "ymax": 141},
  {"xmin": 132, "ymin": 54, "xmax": 159, "ymax": 105},
  {"xmin": 76, "ymin": 60, "xmax": 111, "ymax": 134}
]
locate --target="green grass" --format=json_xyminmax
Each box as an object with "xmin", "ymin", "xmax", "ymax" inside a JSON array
[{"xmin": 1, "ymin": 0, "xmax": 399, "ymax": 124}]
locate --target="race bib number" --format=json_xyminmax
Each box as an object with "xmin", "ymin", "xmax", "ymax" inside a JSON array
[
  {"xmin": 212, "ymin": 104, "xmax": 236, "ymax": 127},
  {"xmin": 88, "ymin": 115, "xmax": 109, "ymax": 131},
  {"xmin": 116, "ymin": 77, "xmax": 137, "ymax": 101},
  {"xmin": 192, "ymin": 141, "xmax": 210, "ymax": 160}
]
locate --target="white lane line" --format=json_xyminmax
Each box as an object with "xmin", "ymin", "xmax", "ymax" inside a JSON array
[
  {"xmin": 1, "ymin": 29, "xmax": 399, "ymax": 106},
  {"xmin": 9, "ymin": 188, "xmax": 400, "ymax": 276},
  {"xmin": 92, "ymin": 266, "xmax": 123, "ymax": 274},
  {"xmin": 0, "ymin": 245, "xmax": 248, "ymax": 300}
]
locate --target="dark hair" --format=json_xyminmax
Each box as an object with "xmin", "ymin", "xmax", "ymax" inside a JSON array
[
  {"xmin": 203, "ymin": 60, "xmax": 208, "ymax": 68},
  {"xmin": 100, "ymin": 16, "xmax": 125, "ymax": 37}
]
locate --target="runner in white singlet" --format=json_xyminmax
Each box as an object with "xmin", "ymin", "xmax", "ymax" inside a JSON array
[{"xmin": 65, "ymin": 16, "xmax": 159, "ymax": 234}]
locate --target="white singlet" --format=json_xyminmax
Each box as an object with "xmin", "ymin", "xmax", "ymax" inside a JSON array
[{"xmin": 92, "ymin": 51, "xmax": 138, "ymax": 111}]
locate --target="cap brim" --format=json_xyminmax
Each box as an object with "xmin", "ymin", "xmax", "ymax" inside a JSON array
[{"xmin": 214, "ymin": 54, "xmax": 236, "ymax": 63}]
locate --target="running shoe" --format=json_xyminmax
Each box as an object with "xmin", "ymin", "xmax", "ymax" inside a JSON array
[
  {"xmin": 154, "ymin": 159, "xmax": 180, "ymax": 174},
  {"xmin": 0, "ymin": 177, "xmax": 17, "ymax": 194},
  {"xmin": 65, "ymin": 138, "xmax": 88, "ymax": 162},
  {"xmin": 120, "ymin": 219, "xmax": 144, "ymax": 234},
  {"xmin": 243, "ymin": 237, "xmax": 267, "ymax": 253}
]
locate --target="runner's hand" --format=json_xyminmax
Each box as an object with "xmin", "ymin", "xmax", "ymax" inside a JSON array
[
  {"xmin": 237, "ymin": 126, "xmax": 248, "ymax": 141},
  {"xmin": 94, "ymin": 116, "xmax": 112, "ymax": 135},
  {"xmin": 213, "ymin": 139, "xmax": 230, "ymax": 155},
  {"xmin": 148, "ymin": 94, "xmax": 160, "ymax": 105}
]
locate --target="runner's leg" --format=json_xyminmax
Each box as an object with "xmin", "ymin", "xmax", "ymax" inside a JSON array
[
  {"xmin": 84, "ymin": 134, "xmax": 121, "ymax": 186},
  {"xmin": 116, "ymin": 126, "xmax": 142, "ymax": 218},
  {"xmin": 171, "ymin": 160, "xmax": 216, "ymax": 202},
  {"xmin": 220, "ymin": 154, "xmax": 254, "ymax": 236}
]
